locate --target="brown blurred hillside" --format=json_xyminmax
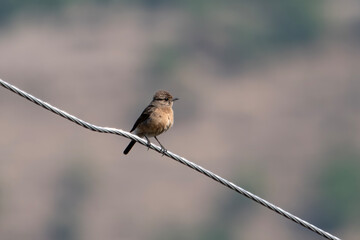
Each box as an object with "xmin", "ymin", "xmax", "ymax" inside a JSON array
[{"xmin": 1, "ymin": 1, "xmax": 360, "ymax": 240}]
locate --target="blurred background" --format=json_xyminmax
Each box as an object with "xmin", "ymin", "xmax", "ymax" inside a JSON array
[{"xmin": 0, "ymin": 0, "xmax": 360, "ymax": 239}]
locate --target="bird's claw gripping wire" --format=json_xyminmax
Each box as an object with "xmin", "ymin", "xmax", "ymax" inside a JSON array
[
  {"xmin": 145, "ymin": 136, "xmax": 151, "ymax": 151},
  {"xmin": 160, "ymin": 148, "xmax": 167, "ymax": 156}
]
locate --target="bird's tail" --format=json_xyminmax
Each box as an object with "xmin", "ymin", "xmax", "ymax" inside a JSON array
[{"xmin": 123, "ymin": 140, "xmax": 136, "ymax": 155}]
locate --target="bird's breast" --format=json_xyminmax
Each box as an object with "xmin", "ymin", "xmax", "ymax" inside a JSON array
[{"xmin": 136, "ymin": 107, "xmax": 174, "ymax": 137}]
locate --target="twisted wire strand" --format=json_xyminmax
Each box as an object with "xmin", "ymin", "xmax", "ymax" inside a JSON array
[{"xmin": 0, "ymin": 79, "xmax": 340, "ymax": 240}]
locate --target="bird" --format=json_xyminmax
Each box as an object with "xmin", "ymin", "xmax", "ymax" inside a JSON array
[{"xmin": 123, "ymin": 90, "xmax": 178, "ymax": 155}]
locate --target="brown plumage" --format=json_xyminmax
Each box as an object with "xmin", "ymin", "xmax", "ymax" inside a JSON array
[{"xmin": 123, "ymin": 90, "xmax": 178, "ymax": 155}]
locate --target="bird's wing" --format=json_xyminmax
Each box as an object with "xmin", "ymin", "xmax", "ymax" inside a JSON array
[{"xmin": 129, "ymin": 104, "xmax": 153, "ymax": 132}]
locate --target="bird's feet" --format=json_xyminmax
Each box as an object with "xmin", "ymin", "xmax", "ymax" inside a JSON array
[
  {"xmin": 160, "ymin": 147, "xmax": 167, "ymax": 156},
  {"xmin": 145, "ymin": 136, "xmax": 151, "ymax": 151}
]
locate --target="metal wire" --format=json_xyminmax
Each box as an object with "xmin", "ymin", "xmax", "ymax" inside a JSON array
[{"xmin": 0, "ymin": 78, "xmax": 341, "ymax": 240}]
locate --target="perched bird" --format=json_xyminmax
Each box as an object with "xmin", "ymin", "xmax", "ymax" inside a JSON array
[{"xmin": 123, "ymin": 90, "xmax": 178, "ymax": 155}]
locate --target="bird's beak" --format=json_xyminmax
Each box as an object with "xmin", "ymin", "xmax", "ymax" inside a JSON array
[{"xmin": 172, "ymin": 98, "xmax": 179, "ymax": 102}]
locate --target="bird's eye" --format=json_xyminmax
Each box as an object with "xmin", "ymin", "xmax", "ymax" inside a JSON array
[{"xmin": 165, "ymin": 97, "xmax": 169, "ymax": 101}]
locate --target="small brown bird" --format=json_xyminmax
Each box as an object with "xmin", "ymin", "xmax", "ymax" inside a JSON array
[{"xmin": 123, "ymin": 90, "xmax": 178, "ymax": 155}]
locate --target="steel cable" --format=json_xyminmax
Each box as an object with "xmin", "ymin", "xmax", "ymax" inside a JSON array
[{"xmin": 0, "ymin": 78, "xmax": 340, "ymax": 240}]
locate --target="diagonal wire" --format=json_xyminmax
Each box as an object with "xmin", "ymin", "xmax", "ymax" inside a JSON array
[{"xmin": 0, "ymin": 78, "xmax": 340, "ymax": 240}]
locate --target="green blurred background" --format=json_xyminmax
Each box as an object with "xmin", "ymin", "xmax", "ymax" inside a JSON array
[{"xmin": 1, "ymin": 0, "xmax": 360, "ymax": 239}]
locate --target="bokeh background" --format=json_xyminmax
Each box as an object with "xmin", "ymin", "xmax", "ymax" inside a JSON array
[{"xmin": 1, "ymin": 1, "xmax": 360, "ymax": 239}]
